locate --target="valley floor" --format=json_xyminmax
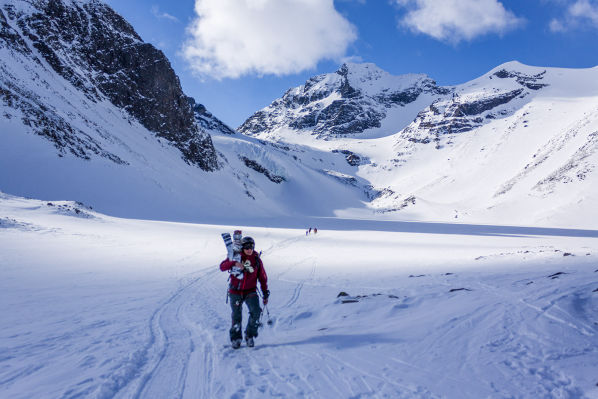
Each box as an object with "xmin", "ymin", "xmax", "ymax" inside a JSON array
[{"xmin": 0, "ymin": 194, "xmax": 597, "ymax": 399}]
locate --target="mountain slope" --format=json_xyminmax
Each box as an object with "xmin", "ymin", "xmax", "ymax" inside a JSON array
[
  {"xmin": 0, "ymin": 0, "xmax": 367, "ymax": 221},
  {"xmin": 2, "ymin": 0, "xmax": 596, "ymax": 227},
  {"xmin": 239, "ymin": 62, "xmax": 598, "ymax": 228},
  {"xmin": 0, "ymin": 0, "xmax": 217, "ymax": 170},
  {"xmin": 370, "ymin": 62, "xmax": 598, "ymax": 227}
]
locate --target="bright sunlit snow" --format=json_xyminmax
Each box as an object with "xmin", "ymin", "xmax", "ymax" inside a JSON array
[
  {"xmin": 1, "ymin": 193, "xmax": 597, "ymax": 398},
  {"xmin": 2, "ymin": 2, "xmax": 598, "ymax": 397}
]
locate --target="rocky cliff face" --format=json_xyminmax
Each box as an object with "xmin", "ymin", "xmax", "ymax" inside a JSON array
[
  {"xmin": 0, "ymin": 0, "xmax": 218, "ymax": 171},
  {"xmin": 239, "ymin": 62, "xmax": 449, "ymax": 138},
  {"xmin": 187, "ymin": 97, "xmax": 236, "ymax": 136}
]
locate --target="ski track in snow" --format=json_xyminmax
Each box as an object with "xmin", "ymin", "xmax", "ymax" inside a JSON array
[
  {"xmin": 107, "ymin": 266, "xmax": 223, "ymax": 399},
  {"xmin": 1, "ymin": 201, "xmax": 597, "ymax": 398},
  {"xmin": 96, "ymin": 239, "xmax": 597, "ymax": 398}
]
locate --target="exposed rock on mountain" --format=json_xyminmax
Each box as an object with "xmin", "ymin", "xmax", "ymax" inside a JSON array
[
  {"xmin": 492, "ymin": 69, "xmax": 548, "ymax": 90},
  {"xmin": 235, "ymin": 61, "xmax": 598, "ymax": 227},
  {"xmin": 1, "ymin": 0, "xmax": 369, "ymax": 221},
  {"xmin": 240, "ymin": 156, "xmax": 286, "ymax": 183},
  {"xmin": 188, "ymin": 96, "xmax": 236, "ymax": 136},
  {"xmin": 399, "ymin": 67, "xmax": 549, "ymax": 148},
  {"xmin": 0, "ymin": 0, "xmax": 218, "ymax": 171},
  {"xmin": 332, "ymin": 149, "xmax": 366, "ymax": 166},
  {"xmin": 239, "ymin": 62, "xmax": 449, "ymax": 138}
]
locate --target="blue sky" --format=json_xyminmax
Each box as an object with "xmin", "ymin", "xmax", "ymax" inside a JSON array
[{"xmin": 103, "ymin": 0, "xmax": 598, "ymax": 128}]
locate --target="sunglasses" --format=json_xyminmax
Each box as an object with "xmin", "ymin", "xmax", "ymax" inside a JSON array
[{"xmin": 242, "ymin": 244, "xmax": 254, "ymax": 250}]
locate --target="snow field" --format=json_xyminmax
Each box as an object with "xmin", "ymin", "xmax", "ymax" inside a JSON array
[{"xmin": 0, "ymin": 195, "xmax": 597, "ymax": 398}]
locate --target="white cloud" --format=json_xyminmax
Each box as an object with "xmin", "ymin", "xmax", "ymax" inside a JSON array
[
  {"xmin": 549, "ymin": 18, "xmax": 566, "ymax": 32},
  {"xmin": 394, "ymin": 0, "xmax": 523, "ymax": 43},
  {"xmin": 151, "ymin": 5, "xmax": 179, "ymax": 22},
  {"xmin": 569, "ymin": 0, "xmax": 598, "ymax": 25},
  {"xmin": 569, "ymin": 0, "xmax": 598, "ymax": 22},
  {"xmin": 181, "ymin": 0, "xmax": 357, "ymax": 79},
  {"xmin": 549, "ymin": 0, "xmax": 598, "ymax": 32}
]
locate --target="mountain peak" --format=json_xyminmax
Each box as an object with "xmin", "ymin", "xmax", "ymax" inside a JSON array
[
  {"xmin": 335, "ymin": 62, "xmax": 431, "ymax": 95},
  {"xmin": 336, "ymin": 62, "xmax": 383, "ymax": 76},
  {"xmin": 239, "ymin": 63, "xmax": 447, "ymax": 138},
  {"xmin": 0, "ymin": 0, "xmax": 219, "ymax": 171}
]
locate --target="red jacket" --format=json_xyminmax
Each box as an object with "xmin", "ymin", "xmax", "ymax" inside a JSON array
[{"xmin": 220, "ymin": 251, "xmax": 268, "ymax": 295}]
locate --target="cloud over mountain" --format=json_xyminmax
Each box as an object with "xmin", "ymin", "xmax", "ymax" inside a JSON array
[
  {"xmin": 394, "ymin": 0, "xmax": 523, "ymax": 43},
  {"xmin": 550, "ymin": 0, "xmax": 598, "ymax": 32},
  {"xmin": 182, "ymin": 0, "xmax": 357, "ymax": 79}
]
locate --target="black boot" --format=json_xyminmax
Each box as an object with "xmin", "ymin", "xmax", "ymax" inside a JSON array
[{"xmin": 230, "ymin": 323, "xmax": 242, "ymax": 348}]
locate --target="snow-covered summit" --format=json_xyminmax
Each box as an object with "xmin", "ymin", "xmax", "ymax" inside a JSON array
[
  {"xmin": 339, "ymin": 62, "xmax": 433, "ymax": 96},
  {"xmin": 235, "ymin": 61, "xmax": 598, "ymax": 228},
  {"xmin": 366, "ymin": 62, "xmax": 598, "ymax": 227},
  {"xmin": 239, "ymin": 62, "xmax": 448, "ymax": 139}
]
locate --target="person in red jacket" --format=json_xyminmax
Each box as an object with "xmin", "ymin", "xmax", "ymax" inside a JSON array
[{"xmin": 220, "ymin": 236, "xmax": 269, "ymax": 349}]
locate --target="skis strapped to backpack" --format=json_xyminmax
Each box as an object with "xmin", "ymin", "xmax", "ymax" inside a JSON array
[
  {"xmin": 222, "ymin": 230, "xmax": 243, "ymax": 303},
  {"xmin": 221, "ymin": 230, "xmax": 240, "ymax": 303},
  {"xmin": 221, "ymin": 230, "xmax": 244, "ymax": 280}
]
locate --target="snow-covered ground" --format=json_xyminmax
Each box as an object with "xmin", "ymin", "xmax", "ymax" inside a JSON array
[{"xmin": 1, "ymin": 192, "xmax": 597, "ymax": 399}]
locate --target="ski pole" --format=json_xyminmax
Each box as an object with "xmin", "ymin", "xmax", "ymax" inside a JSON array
[
  {"xmin": 258, "ymin": 289, "xmax": 273, "ymax": 326},
  {"xmin": 264, "ymin": 304, "xmax": 273, "ymax": 325}
]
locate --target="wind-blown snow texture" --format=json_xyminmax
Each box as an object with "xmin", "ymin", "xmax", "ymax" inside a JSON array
[{"xmin": 0, "ymin": 194, "xmax": 597, "ymax": 398}]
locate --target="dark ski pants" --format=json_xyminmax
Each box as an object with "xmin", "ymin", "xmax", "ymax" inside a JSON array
[{"xmin": 229, "ymin": 292, "xmax": 262, "ymax": 341}]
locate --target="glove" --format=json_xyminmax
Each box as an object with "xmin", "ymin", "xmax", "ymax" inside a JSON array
[{"xmin": 263, "ymin": 290, "xmax": 270, "ymax": 305}]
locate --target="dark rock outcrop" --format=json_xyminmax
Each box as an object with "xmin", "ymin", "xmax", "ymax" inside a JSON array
[
  {"xmin": 240, "ymin": 156, "xmax": 286, "ymax": 183},
  {"xmin": 0, "ymin": 0, "xmax": 218, "ymax": 171},
  {"xmin": 399, "ymin": 68, "xmax": 549, "ymax": 147},
  {"xmin": 332, "ymin": 149, "xmax": 365, "ymax": 166},
  {"xmin": 493, "ymin": 69, "xmax": 548, "ymax": 90},
  {"xmin": 188, "ymin": 97, "xmax": 236, "ymax": 135}
]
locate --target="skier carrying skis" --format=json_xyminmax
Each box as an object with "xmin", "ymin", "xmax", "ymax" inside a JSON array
[{"xmin": 220, "ymin": 236, "xmax": 269, "ymax": 349}]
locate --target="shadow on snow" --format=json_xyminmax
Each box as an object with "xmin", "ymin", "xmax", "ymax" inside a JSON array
[
  {"xmin": 209, "ymin": 216, "xmax": 598, "ymax": 239},
  {"xmin": 255, "ymin": 333, "xmax": 403, "ymax": 350}
]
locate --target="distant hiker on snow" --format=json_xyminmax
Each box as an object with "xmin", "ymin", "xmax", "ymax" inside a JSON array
[{"xmin": 220, "ymin": 236, "xmax": 269, "ymax": 349}]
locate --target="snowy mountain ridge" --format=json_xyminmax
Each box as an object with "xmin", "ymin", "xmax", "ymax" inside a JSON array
[
  {"xmin": 1, "ymin": 0, "xmax": 597, "ymax": 228},
  {"xmin": 239, "ymin": 61, "xmax": 598, "ymax": 228},
  {"xmin": 239, "ymin": 62, "xmax": 449, "ymax": 139},
  {"xmin": 0, "ymin": 0, "xmax": 219, "ymax": 170},
  {"xmin": 0, "ymin": 0, "xmax": 366, "ymax": 221}
]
